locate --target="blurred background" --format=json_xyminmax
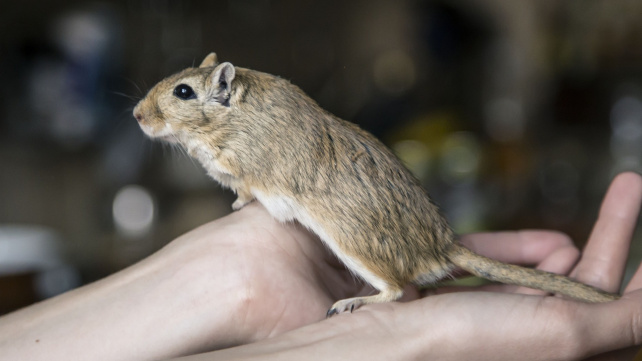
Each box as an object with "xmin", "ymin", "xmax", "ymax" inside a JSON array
[{"xmin": 2, "ymin": 0, "xmax": 642, "ymax": 314}]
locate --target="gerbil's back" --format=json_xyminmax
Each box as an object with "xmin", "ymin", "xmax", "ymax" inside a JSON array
[{"xmin": 239, "ymin": 72, "xmax": 458, "ymax": 283}]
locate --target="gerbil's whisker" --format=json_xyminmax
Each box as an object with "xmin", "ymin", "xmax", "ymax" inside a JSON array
[
  {"xmin": 119, "ymin": 76, "xmax": 146, "ymax": 98},
  {"xmin": 110, "ymin": 90, "xmax": 141, "ymax": 102}
]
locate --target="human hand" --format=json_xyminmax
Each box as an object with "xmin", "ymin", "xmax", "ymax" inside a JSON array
[
  {"xmin": 177, "ymin": 170, "xmax": 642, "ymax": 359},
  {"xmin": 172, "ymin": 172, "xmax": 642, "ymax": 361},
  {"xmin": 450, "ymin": 171, "xmax": 642, "ymax": 360},
  {"xmin": 408, "ymin": 171, "xmax": 642, "ymax": 360}
]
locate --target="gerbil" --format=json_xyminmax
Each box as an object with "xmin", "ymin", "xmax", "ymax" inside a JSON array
[{"xmin": 133, "ymin": 52, "xmax": 618, "ymax": 316}]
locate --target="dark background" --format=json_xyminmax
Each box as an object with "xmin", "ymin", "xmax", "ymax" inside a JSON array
[{"xmin": 2, "ymin": 0, "xmax": 642, "ymax": 314}]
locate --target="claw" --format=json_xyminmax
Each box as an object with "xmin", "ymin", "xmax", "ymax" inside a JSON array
[{"xmin": 326, "ymin": 308, "xmax": 338, "ymax": 318}]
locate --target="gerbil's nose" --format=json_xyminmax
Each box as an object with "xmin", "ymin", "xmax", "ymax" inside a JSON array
[{"xmin": 133, "ymin": 107, "xmax": 143, "ymax": 122}]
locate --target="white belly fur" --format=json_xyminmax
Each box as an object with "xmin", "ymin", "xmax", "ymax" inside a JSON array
[{"xmin": 251, "ymin": 189, "xmax": 390, "ymax": 291}]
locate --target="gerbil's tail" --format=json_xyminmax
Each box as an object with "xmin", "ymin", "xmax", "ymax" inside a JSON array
[{"xmin": 448, "ymin": 243, "xmax": 619, "ymax": 303}]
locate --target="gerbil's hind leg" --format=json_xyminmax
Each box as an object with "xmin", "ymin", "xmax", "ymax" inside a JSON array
[
  {"xmin": 232, "ymin": 189, "xmax": 255, "ymax": 210},
  {"xmin": 326, "ymin": 288, "xmax": 404, "ymax": 317}
]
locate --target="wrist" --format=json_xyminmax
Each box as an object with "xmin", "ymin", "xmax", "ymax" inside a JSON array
[
  {"xmin": 0, "ymin": 225, "xmax": 255, "ymax": 361},
  {"xmin": 144, "ymin": 225, "xmax": 260, "ymax": 352}
]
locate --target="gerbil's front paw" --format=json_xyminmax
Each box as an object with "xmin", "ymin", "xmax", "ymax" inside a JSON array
[
  {"xmin": 326, "ymin": 298, "xmax": 365, "ymax": 318},
  {"xmin": 232, "ymin": 199, "xmax": 246, "ymax": 210},
  {"xmin": 232, "ymin": 197, "xmax": 254, "ymax": 211}
]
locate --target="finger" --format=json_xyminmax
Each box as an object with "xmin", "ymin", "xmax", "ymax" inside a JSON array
[
  {"xmin": 572, "ymin": 172, "xmax": 642, "ymax": 292},
  {"xmin": 589, "ymin": 263, "xmax": 642, "ymax": 359},
  {"xmin": 460, "ymin": 230, "xmax": 575, "ymax": 265},
  {"xmin": 577, "ymin": 291, "xmax": 642, "ymax": 358}
]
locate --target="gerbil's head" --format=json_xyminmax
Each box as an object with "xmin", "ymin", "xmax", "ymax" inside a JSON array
[
  {"xmin": 135, "ymin": 52, "xmax": 329, "ymax": 173},
  {"xmin": 133, "ymin": 53, "xmax": 236, "ymax": 144}
]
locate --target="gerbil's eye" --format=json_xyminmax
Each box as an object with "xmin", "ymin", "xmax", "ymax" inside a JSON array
[{"xmin": 173, "ymin": 84, "xmax": 196, "ymax": 100}]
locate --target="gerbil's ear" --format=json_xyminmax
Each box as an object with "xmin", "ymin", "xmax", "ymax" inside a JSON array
[
  {"xmin": 210, "ymin": 62, "xmax": 235, "ymax": 106},
  {"xmin": 199, "ymin": 53, "xmax": 218, "ymax": 68}
]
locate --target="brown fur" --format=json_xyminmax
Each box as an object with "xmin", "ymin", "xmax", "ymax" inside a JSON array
[{"xmin": 134, "ymin": 53, "xmax": 618, "ymax": 316}]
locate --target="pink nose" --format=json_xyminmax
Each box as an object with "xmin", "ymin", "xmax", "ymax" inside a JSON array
[{"xmin": 134, "ymin": 111, "xmax": 143, "ymax": 122}]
